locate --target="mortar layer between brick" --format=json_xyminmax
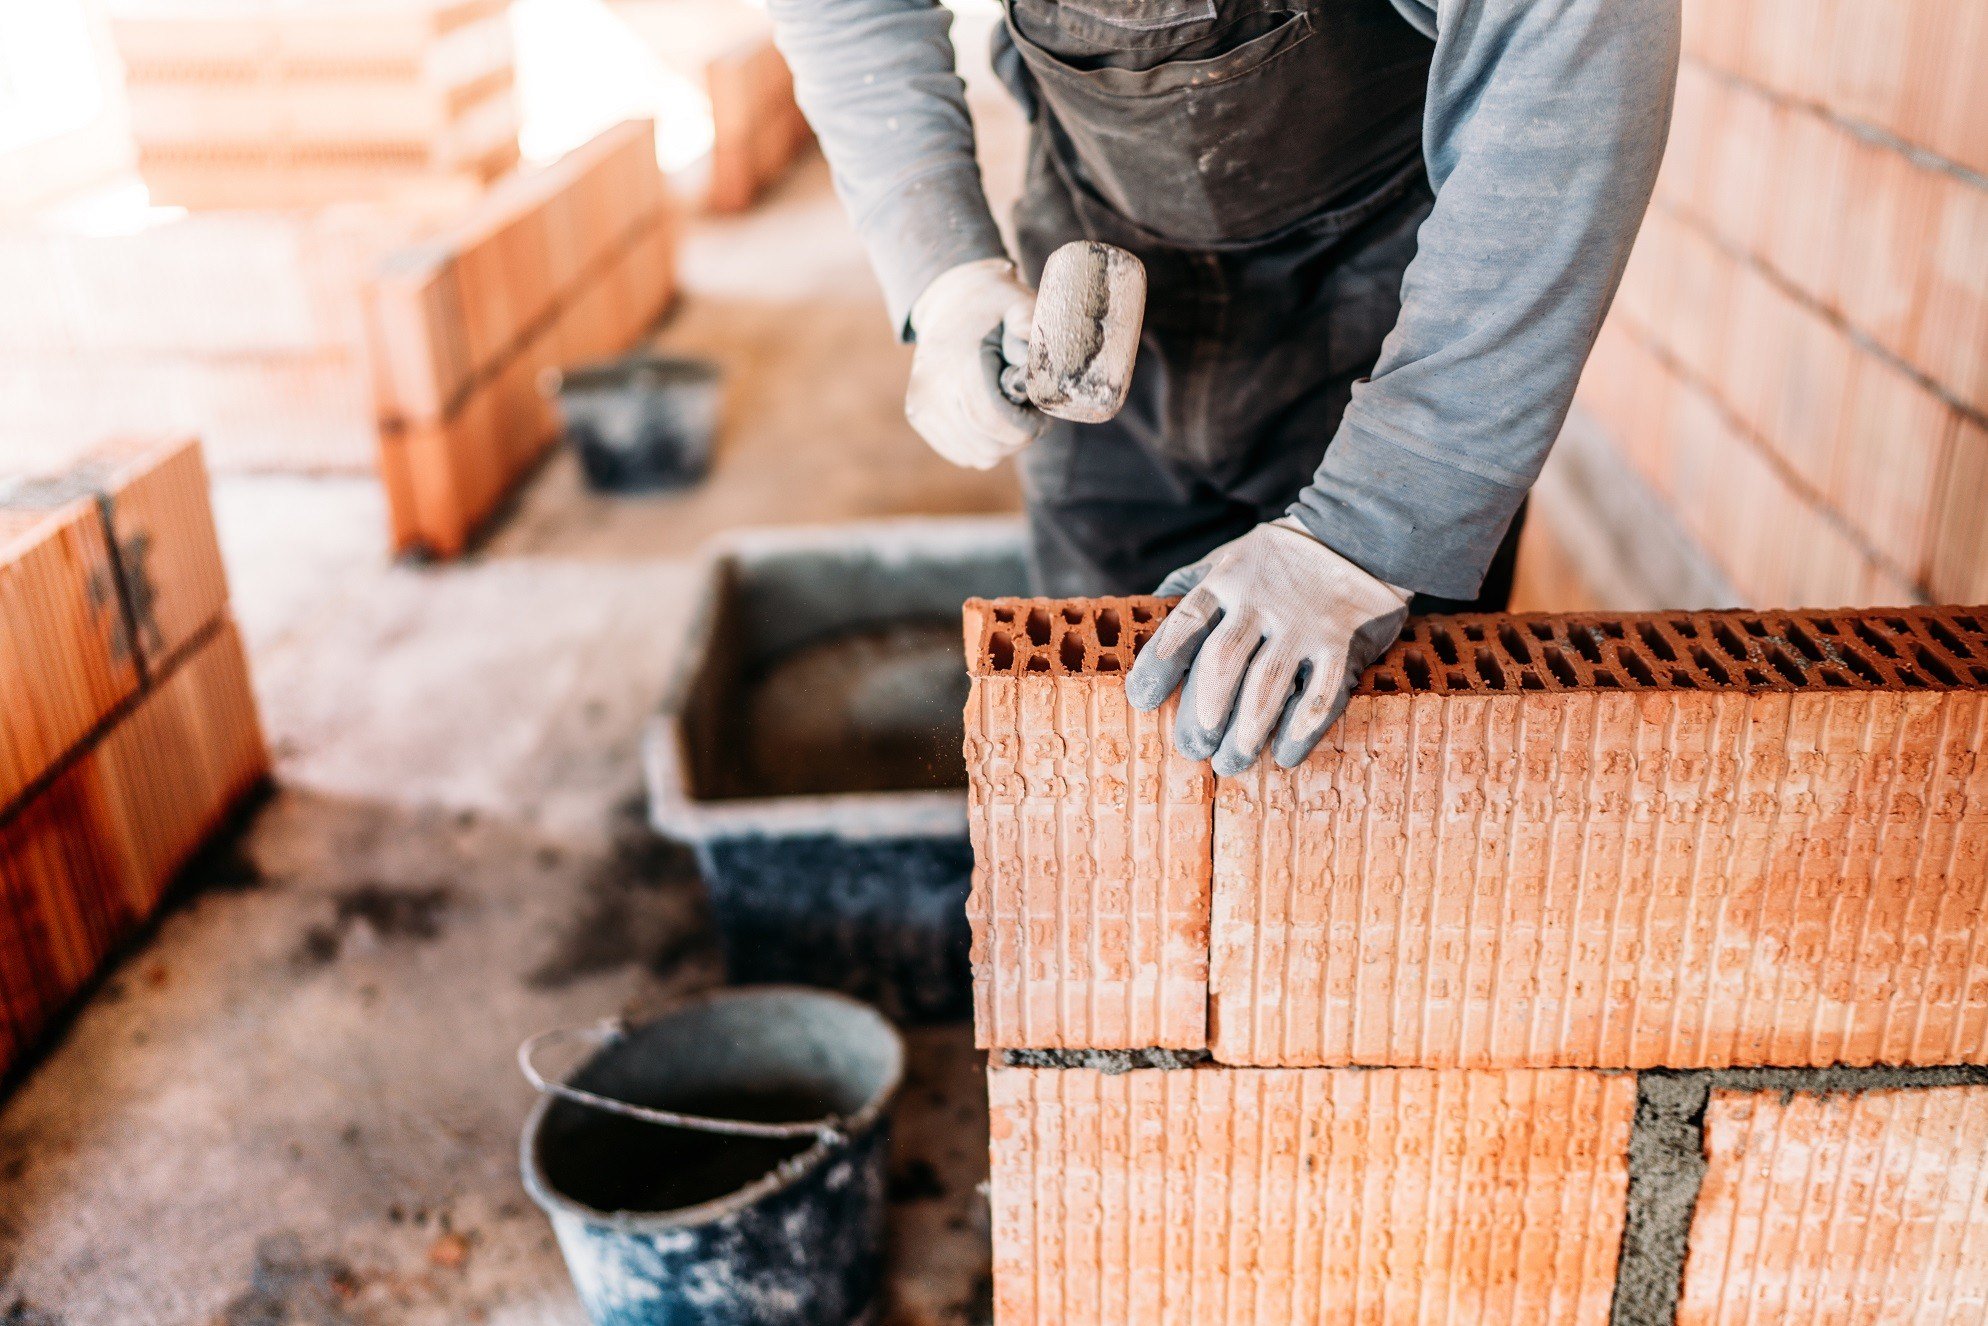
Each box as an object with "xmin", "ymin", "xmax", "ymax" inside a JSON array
[
  {"xmin": 1677, "ymin": 1086, "xmax": 1988, "ymax": 1324},
  {"xmin": 986, "ymin": 1065, "xmax": 1635, "ymax": 1326}
]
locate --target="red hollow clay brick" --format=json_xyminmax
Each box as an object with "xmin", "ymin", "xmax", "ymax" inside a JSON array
[
  {"xmin": 84, "ymin": 437, "xmax": 233, "ymax": 678},
  {"xmin": 0, "ymin": 503, "xmax": 140, "ymax": 814},
  {"xmin": 986, "ymin": 1065, "xmax": 1635, "ymax": 1326},
  {"xmin": 1217, "ymin": 607, "xmax": 1988, "ymax": 1070},
  {"xmin": 966, "ymin": 598, "xmax": 1212, "ymax": 1050},
  {"xmin": 967, "ymin": 600, "xmax": 1988, "ymax": 1067},
  {"xmin": 1678, "ymin": 1086, "xmax": 1988, "ymax": 1324},
  {"xmin": 0, "ymin": 615, "xmax": 266, "ymax": 1078}
]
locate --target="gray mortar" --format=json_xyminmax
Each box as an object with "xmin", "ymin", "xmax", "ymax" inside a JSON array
[
  {"xmin": 1024, "ymin": 242, "xmax": 1144, "ymax": 425},
  {"xmin": 998, "ymin": 1048, "xmax": 1212, "ymax": 1075},
  {"xmin": 1609, "ymin": 1065, "xmax": 1988, "ymax": 1326}
]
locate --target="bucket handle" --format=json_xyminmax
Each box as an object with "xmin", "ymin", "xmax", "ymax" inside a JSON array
[{"xmin": 518, "ymin": 1022, "xmax": 846, "ymax": 1142}]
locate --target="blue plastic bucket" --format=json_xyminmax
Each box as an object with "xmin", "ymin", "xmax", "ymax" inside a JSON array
[{"xmin": 520, "ymin": 988, "xmax": 904, "ymax": 1325}]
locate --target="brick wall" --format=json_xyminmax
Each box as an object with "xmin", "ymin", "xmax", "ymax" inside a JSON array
[
  {"xmin": 969, "ymin": 598, "xmax": 1988, "ymax": 1322},
  {"xmin": 1566, "ymin": 0, "xmax": 1987, "ymax": 611}
]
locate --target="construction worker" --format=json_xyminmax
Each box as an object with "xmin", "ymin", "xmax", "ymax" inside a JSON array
[{"xmin": 766, "ymin": 0, "xmax": 1679, "ymax": 775}]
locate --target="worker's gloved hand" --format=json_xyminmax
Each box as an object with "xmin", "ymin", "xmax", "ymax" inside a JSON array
[
  {"xmin": 905, "ymin": 258, "xmax": 1046, "ymax": 470},
  {"xmin": 1125, "ymin": 518, "xmax": 1413, "ymax": 776}
]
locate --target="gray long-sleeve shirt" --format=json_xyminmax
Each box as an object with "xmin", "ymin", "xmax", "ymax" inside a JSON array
[{"xmin": 766, "ymin": 0, "xmax": 1680, "ymax": 599}]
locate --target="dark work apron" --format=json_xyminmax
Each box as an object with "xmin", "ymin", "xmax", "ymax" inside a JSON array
[{"xmin": 996, "ymin": 0, "xmax": 1525, "ymax": 610}]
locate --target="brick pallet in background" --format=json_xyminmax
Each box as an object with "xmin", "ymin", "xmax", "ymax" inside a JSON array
[
  {"xmin": 606, "ymin": 0, "xmax": 814, "ymax": 212},
  {"xmin": 0, "ymin": 204, "xmax": 437, "ymax": 474},
  {"xmin": 0, "ymin": 505, "xmax": 139, "ymax": 813},
  {"xmin": 367, "ymin": 119, "xmax": 680, "ymax": 558},
  {"xmin": 703, "ymin": 35, "xmax": 813, "ymax": 213},
  {"xmin": 107, "ymin": 0, "xmax": 520, "ymax": 210},
  {"xmin": 1, "ymin": 435, "xmax": 230, "ymax": 810},
  {"xmin": 0, "ymin": 437, "xmax": 266, "ymax": 1082},
  {"xmin": 0, "ymin": 121, "xmax": 680, "ymax": 545},
  {"xmin": 3, "ymin": 437, "xmax": 233, "ymax": 681}
]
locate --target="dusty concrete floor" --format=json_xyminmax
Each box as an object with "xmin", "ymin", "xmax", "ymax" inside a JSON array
[{"xmin": 0, "ymin": 15, "xmax": 1027, "ymax": 1322}]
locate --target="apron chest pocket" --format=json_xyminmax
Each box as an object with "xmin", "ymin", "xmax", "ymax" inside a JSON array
[{"xmin": 1014, "ymin": 8, "xmax": 1314, "ymax": 97}]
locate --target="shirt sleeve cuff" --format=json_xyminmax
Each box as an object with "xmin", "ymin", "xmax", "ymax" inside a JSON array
[
  {"xmin": 1286, "ymin": 414, "xmax": 1531, "ymax": 601},
  {"xmin": 853, "ymin": 161, "xmax": 1011, "ymax": 339}
]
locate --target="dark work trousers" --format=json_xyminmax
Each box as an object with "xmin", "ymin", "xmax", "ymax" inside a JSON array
[{"xmin": 993, "ymin": 0, "xmax": 1526, "ymax": 614}]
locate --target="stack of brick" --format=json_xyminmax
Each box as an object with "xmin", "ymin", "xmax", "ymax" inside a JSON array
[
  {"xmin": 966, "ymin": 596, "xmax": 1988, "ymax": 1323},
  {"xmin": 607, "ymin": 0, "xmax": 814, "ymax": 211},
  {"xmin": 0, "ymin": 436, "xmax": 267, "ymax": 1081},
  {"xmin": 702, "ymin": 30, "xmax": 812, "ymax": 212},
  {"xmin": 107, "ymin": 0, "xmax": 521, "ymax": 211},
  {"xmin": 366, "ymin": 119, "xmax": 679, "ymax": 558},
  {"xmin": 1572, "ymin": 0, "xmax": 1987, "ymax": 610},
  {"xmin": 0, "ymin": 121, "xmax": 678, "ymax": 552}
]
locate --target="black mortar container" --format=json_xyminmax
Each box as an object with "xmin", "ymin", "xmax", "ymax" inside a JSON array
[
  {"xmin": 645, "ymin": 519, "xmax": 1030, "ymax": 1022},
  {"xmin": 545, "ymin": 355, "xmax": 722, "ymax": 492}
]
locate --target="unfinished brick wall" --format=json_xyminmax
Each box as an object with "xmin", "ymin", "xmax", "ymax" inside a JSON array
[
  {"xmin": 106, "ymin": 0, "xmax": 520, "ymax": 209},
  {"xmin": 970, "ymin": 597, "xmax": 1988, "ymax": 1322},
  {"xmin": 970, "ymin": 598, "xmax": 1988, "ymax": 1068},
  {"xmin": 1568, "ymin": 0, "xmax": 1987, "ymax": 610},
  {"xmin": 1215, "ymin": 609, "xmax": 1988, "ymax": 1071}
]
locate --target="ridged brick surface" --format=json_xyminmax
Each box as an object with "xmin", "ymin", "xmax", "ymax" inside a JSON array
[
  {"xmin": 1214, "ymin": 608, "xmax": 1988, "ymax": 1069},
  {"xmin": 986, "ymin": 1065, "xmax": 1634, "ymax": 1326},
  {"xmin": 0, "ymin": 503, "xmax": 139, "ymax": 813},
  {"xmin": 966, "ymin": 598, "xmax": 1211, "ymax": 1050},
  {"xmin": 1, "ymin": 616, "xmax": 267, "ymax": 1077},
  {"xmin": 92, "ymin": 616, "xmax": 269, "ymax": 916},
  {"xmin": 965, "ymin": 599, "xmax": 1988, "ymax": 1067},
  {"xmin": 1678, "ymin": 1087, "xmax": 1988, "ymax": 1324}
]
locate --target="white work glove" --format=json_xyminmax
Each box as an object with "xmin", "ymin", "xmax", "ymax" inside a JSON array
[
  {"xmin": 905, "ymin": 258, "xmax": 1047, "ymax": 470},
  {"xmin": 1125, "ymin": 518, "xmax": 1414, "ymax": 776}
]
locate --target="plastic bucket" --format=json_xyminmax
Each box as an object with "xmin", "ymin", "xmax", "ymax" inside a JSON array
[
  {"xmin": 520, "ymin": 988, "xmax": 903, "ymax": 1325},
  {"xmin": 543, "ymin": 355, "xmax": 722, "ymax": 493}
]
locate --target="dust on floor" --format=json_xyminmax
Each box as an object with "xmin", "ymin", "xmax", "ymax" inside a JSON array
[{"xmin": 0, "ymin": 54, "xmax": 1024, "ymax": 1320}]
